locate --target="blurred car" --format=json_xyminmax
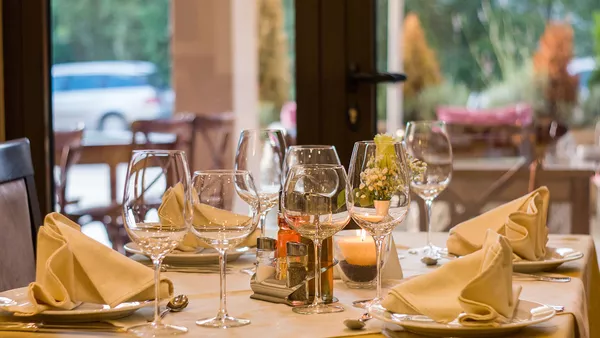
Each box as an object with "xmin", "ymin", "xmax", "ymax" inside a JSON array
[
  {"xmin": 52, "ymin": 61, "xmax": 165, "ymax": 131},
  {"xmin": 568, "ymin": 57, "xmax": 597, "ymax": 101}
]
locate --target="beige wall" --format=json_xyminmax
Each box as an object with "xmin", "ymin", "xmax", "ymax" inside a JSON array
[{"xmin": 171, "ymin": 0, "xmax": 258, "ymax": 170}]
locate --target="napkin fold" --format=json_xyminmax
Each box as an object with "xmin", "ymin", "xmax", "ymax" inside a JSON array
[
  {"xmin": 447, "ymin": 186, "xmax": 549, "ymax": 261},
  {"xmin": 158, "ymin": 184, "xmax": 259, "ymax": 251},
  {"xmin": 5, "ymin": 213, "xmax": 173, "ymax": 316},
  {"xmin": 382, "ymin": 230, "xmax": 521, "ymax": 326}
]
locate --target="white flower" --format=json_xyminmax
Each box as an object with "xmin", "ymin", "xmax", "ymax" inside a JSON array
[
  {"xmin": 359, "ymin": 183, "xmax": 365, "ymax": 189},
  {"xmin": 360, "ymin": 194, "xmax": 366, "ymax": 199},
  {"xmin": 368, "ymin": 186, "xmax": 374, "ymax": 191}
]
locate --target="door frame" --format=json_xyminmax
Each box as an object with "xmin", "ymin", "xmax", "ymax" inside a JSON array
[
  {"xmin": 2, "ymin": 0, "xmax": 53, "ymax": 216},
  {"xmin": 296, "ymin": 0, "xmax": 379, "ymax": 167}
]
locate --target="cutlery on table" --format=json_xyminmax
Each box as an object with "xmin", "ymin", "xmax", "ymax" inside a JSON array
[
  {"xmin": 344, "ymin": 312, "xmax": 372, "ymax": 330},
  {"xmin": 512, "ymin": 272, "xmax": 571, "ymax": 283},
  {"xmin": 0, "ymin": 322, "xmax": 126, "ymax": 334},
  {"xmin": 147, "ymin": 294, "xmax": 189, "ymax": 322}
]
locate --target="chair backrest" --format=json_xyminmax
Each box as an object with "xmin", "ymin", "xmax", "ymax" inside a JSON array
[
  {"xmin": 191, "ymin": 112, "xmax": 235, "ymax": 170},
  {"xmin": 53, "ymin": 129, "xmax": 84, "ymax": 212},
  {"xmin": 0, "ymin": 138, "xmax": 41, "ymax": 291},
  {"xmin": 131, "ymin": 116, "xmax": 195, "ymax": 160}
]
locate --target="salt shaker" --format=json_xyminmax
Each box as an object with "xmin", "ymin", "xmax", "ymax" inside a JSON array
[{"xmin": 256, "ymin": 237, "xmax": 277, "ymax": 283}]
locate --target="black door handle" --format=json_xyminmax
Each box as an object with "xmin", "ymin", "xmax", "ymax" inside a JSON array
[{"xmin": 347, "ymin": 64, "xmax": 406, "ymax": 90}]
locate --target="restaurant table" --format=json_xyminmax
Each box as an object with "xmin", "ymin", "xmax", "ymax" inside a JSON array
[
  {"xmin": 4, "ymin": 232, "xmax": 598, "ymax": 337},
  {"xmin": 432, "ymin": 157, "xmax": 596, "ymax": 234}
]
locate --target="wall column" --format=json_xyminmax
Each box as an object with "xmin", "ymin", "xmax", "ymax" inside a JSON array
[{"xmin": 172, "ymin": 0, "xmax": 258, "ymax": 170}]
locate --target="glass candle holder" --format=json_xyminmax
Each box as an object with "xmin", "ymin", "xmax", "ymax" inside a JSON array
[{"xmin": 333, "ymin": 230, "xmax": 391, "ymax": 289}]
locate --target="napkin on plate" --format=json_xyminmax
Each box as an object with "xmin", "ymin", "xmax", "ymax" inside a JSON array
[
  {"xmin": 382, "ymin": 230, "xmax": 521, "ymax": 326},
  {"xmin": 5, "ymin": 213, "xmax": 173, "ymax": 316},
  {"xmin": 446, "ymin": 186, "xmax": 549, "ymax": 261},
  {"xmin": 158, "ymin": 183, "xmax": 259, "ymax": 252}
]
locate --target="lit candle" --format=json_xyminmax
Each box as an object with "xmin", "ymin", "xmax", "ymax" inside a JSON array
[{"xmin": 337, "ymin": 230, "xmax": 377, "ymax": 266}]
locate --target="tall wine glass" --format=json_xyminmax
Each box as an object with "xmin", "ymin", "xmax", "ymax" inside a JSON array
[
  {"xmin": 283, "ymin": 145, "xmax": 341, "ymax": 178},
  {"xmin": 122, "ymin": 150, "xmax": 192, "ymax": 336},
  {"xmin": 191, "ymin": 170, "xmax": 260, "ymax": 328},
  {"xmin": 235, "ymin": 129, "xmax": 286, "ymax": 237},
  {"xmin": 405, "ymin": 121, "xmax": 453, "ymax": 257},
  {"xmin": 281, "ymin": 164, "xmax": 350, "ymax": 314},
  {"xmin": 346, "ymin": 141, "xmax": 411, "ymax": 306}
]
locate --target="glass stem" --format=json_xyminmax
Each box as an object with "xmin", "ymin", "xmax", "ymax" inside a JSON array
[
  {"xmin": 374, "ymin": 236, "xmax": 385, "ymax": 300},
  {"xmin": 312, "ymin": 239, "xmax": 323, "ymax": 307},
  {"xmin": 259, "ymin": 212, "xmax": 267, "ymax": 237},
  {"xmin": 217, "ymin": 250, "xmax": 228, "ymax": 321},
  {"xmin": 425, "ymin": 199, "xmax": 433, "ymax": 249},
  {"xmin": 152, "ymin": 257, "xmax": 163, "ymax": 325}
]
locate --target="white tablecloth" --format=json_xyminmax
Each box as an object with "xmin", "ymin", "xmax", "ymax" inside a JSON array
[{"xmin": 3, "ymin": 232, "xmax": 598, "ymax": 337}]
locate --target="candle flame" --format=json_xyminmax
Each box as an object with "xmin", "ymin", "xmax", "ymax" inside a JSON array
[{"xmin": 360, "ymin": 229, "xmax": 367, "ymax": 242}]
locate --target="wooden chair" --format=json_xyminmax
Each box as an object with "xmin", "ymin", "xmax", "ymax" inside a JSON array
[
  {"xmin": 0, "ymin": 138, "xmax": 42, "ymax": 291},
  {"xmin": 190, "ymin": 112, "xmax": 235, "ymax": 170},
  {"xmin": 53, "ymin": 128, "xmax": 84, "ymax": 213}
]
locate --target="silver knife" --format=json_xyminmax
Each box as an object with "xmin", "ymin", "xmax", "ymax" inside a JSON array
[{"xmin": 0, "ymin": 322, "xmax": 127, "ymax": 333}]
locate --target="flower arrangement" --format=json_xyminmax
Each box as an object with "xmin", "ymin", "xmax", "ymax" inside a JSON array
[{"xmin": 355, "ymin": 134, "xmax": 426, "ymax": 206}]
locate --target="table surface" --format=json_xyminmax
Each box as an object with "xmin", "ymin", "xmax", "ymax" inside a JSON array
[{"xmin": 3, "ymin": 232, "xmax": 598, "ymax": 338}]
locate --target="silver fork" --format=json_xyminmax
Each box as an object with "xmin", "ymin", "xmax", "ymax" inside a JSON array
[{"xmin": 513, "ymin": 272, "xmax": 571, "ymax": 283}]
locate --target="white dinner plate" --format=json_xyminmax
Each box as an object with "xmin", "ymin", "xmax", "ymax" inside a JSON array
[
  {"xmin": 369, "ymin": 299, "xmax": 555, "ymax": 337},
  {"xmin": 513, "ymin": 247, "xmax": 584, "ymax": 273},
  {"xmin": 0, "ymin": 287, "xmax": 151, "ymax": 322},
  {"xmin": 124, "ymin": 243, "xmax": 250, "ymax": 265}
]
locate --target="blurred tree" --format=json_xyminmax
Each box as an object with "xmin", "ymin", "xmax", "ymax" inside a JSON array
[
  {"xmin": 533, "ymin": 22, "xmax": 579, "ymax": 117},
  {"xmin": 51, "ymin": 0, "xmax": 170, "ymax": 85},
  {"xmin": 589, "ymin": 12, "xmax": 600, "ymax": 87},
  {"xmin": 402, "ymin": 13, "xmax": 442, "ymax": 99},
  {"xmin": 258, "ymin": 0, "xmax": 291, "ymax": 123}
]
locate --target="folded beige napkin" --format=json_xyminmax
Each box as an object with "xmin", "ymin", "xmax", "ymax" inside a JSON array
[
  {"xmin": 158, "ymin": 184, "xmax": 259, "ymax": 251},
  {"xmin": 5, "ymin": 213, "xmax": 173, "ymax": 316},
  {"xmin": 382, "ymin": 230, "xmax": 521, "ymax": 326},
  {"xmin": 447, "ymin": 186, "xmax": 549, "ymax": 261}
]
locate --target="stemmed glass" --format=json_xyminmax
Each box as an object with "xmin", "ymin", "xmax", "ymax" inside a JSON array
[
  {"xmin": 405, "ymin": 121, "xmax": 453, "ymax": 257},
  {"xmin": 235, "ymin": 129, "xmax": 286, "ymax": 237},
  {"xmin": 346, "ymin": 140, "xmax": 411, "ymax": 306},
  {"xmin": 122, "ymin": 150, "xmax": 192, "ymax": 336},
  {"xmin": 283, "ymin": 145, "xmax": 341, "ymax": 177},
  {"xmin": 191, "ymin": 170, "xmax": 260, "ymax": 328},
  {"xmin": 281, "ymin": 164, "xmax": 350, "ymax": 314}
]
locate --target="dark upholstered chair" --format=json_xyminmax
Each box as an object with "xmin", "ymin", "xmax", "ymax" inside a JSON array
[{"xmin": 0, "ymin": 138, "xmax": 42, "ymax": 291}]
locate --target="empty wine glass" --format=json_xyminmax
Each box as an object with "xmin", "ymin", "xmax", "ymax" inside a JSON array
[
  {"xmin": 405, "ymin": 121, "xmax": 453, "ymax": 257},
  {"xmin": 346, "ymin": 140, "xmax": 411, "ymax": 306},
  {"xmin": 122, "ymin": 150, "xmax": 192, "ymax": 336},
  {"xmin": 191, "ymin": 170, "xmax": 260, "ymax": 328},
  {"xmin": 235, "ymin": 129, "xmax": 286, "ymax": 237},
  {"xmin": 281, "ymin": 164, "xmax": 350, "ymax": 314},
  {"xmin": 283, "ymin": 145, "xmax": 341, "ymax": 178}
]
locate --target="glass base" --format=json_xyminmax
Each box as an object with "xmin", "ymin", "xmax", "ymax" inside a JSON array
[
  {"xmin": 293, "ymin": 303, "xmax": 344, "ymax": 315},
  {"xmin": 128, "ymin": 322, "xmax": 188, "ymax": 337},
  {"xmin": 240, "ymin": 266, "xmax": 256, "ymax": 275},
  {"xmin": 352, "ymin": 297, "xmax": 382, "ymax": 309},
  {"xmin": 196, "ymin": 315, "xmax": 250, "ymax": 329},
  {"xmin": 408, "ymin": 245, "xmax": 445, "ymax": 257}
]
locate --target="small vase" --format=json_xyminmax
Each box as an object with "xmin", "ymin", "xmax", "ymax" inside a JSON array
[{"xmin": 374, "ymin": 200, "xmax": 391, "ymax": 217}]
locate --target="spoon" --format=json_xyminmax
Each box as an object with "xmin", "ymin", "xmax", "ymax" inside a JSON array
[
  {"xmin": 421, "ymin": 256, "xmax": 439, "ymax": 266},
  {"xmin": 343, "ymin": 312, "xmax": 372, "ymax": 330},
  {"xmin": 148, "ymin": 295, "xmax": 189, "ymax": 321}
]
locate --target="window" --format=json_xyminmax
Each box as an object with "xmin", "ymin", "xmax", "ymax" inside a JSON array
[
  {"xmin": 52, "ymin": 76, "xmax": 68, "ymax": 92},
  {"xmin": 65, "ymin": 75, "xmax": 105, "ymax": 91},
  {"xmin": 105, "ymin": 75, "xmax": 148, "ymax": 88}
]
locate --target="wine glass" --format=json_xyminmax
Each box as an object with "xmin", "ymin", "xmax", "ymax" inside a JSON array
[
  {"xmin": 281, "ymin": 164, "xmax": 350, "ymax": 314},
  {"xmin": 405, "ymin": 121, "xmax": 453, "ymax": 257},
  {"xmin": 235, "ymin": 129, "xmax": 286, "ymax": 237},
  {"xmin": 122, "ymin": 150, "xmax": 192, "ymax": 336},
  {"xmin": 191, "ymin": 170, "xmax": 260, "ymax": 328},
  {"xmin": 346, "ymin": 140, "xmax": 411, "ymax": 306},
  {"xmin": 283, "ymin": 145, "xmax": 341, "ymax": 178}
]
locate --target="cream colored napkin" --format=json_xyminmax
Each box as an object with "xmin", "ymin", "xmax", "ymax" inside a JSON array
[
  {"xmin": 382, "ymin": 230, "xmax": 521, "ymax": 326},
  {"xmin": 447, "ymin": 186, "xmax": 549, "ymax": 261},
  {"xmin": 158, "ymin": 184, "xmax": 259, "ymax": 251},
  {"xmin": 5, "ymin": 213, "xmax": 173, "ymax": 316}
]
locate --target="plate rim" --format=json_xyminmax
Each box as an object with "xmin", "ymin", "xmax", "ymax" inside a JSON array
[
  {"xmin": 369, "ymin": 299, "xmax": 556, "ymax": 332},
  {"xmin": 0, "ymin": 287, "xmax": 153, "ymax": 316},
  {"xmin": 124, "ymin": 242, "xmax": 250, "ymax": 258}
]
